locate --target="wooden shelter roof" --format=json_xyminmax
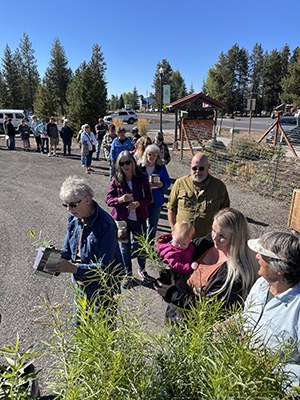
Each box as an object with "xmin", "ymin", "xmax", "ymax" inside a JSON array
[{"xmin": 168, "ymin": 92, "xmax": 226, "ymax": 110}]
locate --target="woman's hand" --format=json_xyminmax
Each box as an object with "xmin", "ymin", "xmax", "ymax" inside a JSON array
[
  {"xmin": 127, "ymin": 201, "xmax": 140, "ymax": 211},
  {"xmin": 46, "ymin": 257, "xmax": 77, "ymax": 274},
  {"xmin": 119, "ymin": 193, "xmax": 133, "ymax": 203},
  {"xmin": 155, "ymin": 275, "xmax": 175, "ymax": 297}
]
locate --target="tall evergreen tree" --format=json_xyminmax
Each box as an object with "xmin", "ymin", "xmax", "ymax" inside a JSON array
[
  {"xmin": 66, "ymin": 44, "xmax": 107, "ymax": 130},
  {"xmin": 170, "ymin": 70, "xmax": 187, "ymax": 101},
  {"xmin": 19, "ymin": 33, "xmax": 40, "ymax": 112},
  {"xmin": 34, "ymin": 80, "xmax": 57, "ymax": 118},
  {"xmin": 44, "ymin": 37, "xmax": 73, "ymax": 116},
  {"xmin": 132, "ymin": 86, "xmax": 139, "ymax": 110},
  {"xmin": 1, "ymin": 45, "xmax": 23, "ymax": 108},
  {"xmin": 262, "ymin": 49, "xmax": 283, "ymax": 111},
  {"xmin": 248, "ymin": 43, "xmax": 265, "ymax": 114},
  {"xmin": 118, "ymin": 94, "xmax": 125, "ymax": 109},
  {"xmin": 281, "ymin": 47, "xmax": 300, "ymax": 106},
  {"xmin": 188, "ymin": 83, "xmax": 195, "ymax": 95},
  {"xmin": 153, "ymin": 59, "xmax": 173, "ymax": 106}
]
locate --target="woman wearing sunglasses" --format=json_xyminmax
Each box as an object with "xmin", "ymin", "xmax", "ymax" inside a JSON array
[
  {"xmin": 46, "ymin": 176, "xmax": 123, "ymax": 316},
  {"xmin": 106, "ymin": 151, "xmax": 152, "ymax": 287}
]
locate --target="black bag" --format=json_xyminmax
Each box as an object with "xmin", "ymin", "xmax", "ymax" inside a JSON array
[{"xmin": 92, "ymin": 144, "xmax": 96, "ymax": 152}]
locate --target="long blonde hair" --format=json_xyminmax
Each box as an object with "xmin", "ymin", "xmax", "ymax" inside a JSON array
[{"xmin": 213, "ymin": 208, "xmax": 258, "ymax": 299}]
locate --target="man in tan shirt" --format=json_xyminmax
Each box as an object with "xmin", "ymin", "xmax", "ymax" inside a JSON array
[{"xmin": 167, "ymin": 152, "xmax": 230, "ymax": 238}]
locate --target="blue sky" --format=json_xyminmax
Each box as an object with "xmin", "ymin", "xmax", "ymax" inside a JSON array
[{"xmin": 1, "ymin": 0, "xmax": 300, "ymax": 98}]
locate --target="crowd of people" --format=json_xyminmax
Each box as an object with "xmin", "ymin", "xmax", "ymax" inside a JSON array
[{"xmin": 5, "ymin": 112, "xmax": 299, "ymax": 392}]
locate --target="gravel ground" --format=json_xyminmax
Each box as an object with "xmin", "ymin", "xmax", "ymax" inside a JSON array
[{"xmin": 0, "ymin": 135, "xmax": 291, "ymax": 395}]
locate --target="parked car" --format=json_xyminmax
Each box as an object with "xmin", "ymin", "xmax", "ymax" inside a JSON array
[
  {"xmin": 0, "ymin": 109, "xmax": 30, "ymax": 133},
  {"xmin": 104, "ymin": 110, "xmax": 138, "ymax": 124},
  {"xmin": 266, "ymin": 116, "xmax": 300, "ymax": 145}
]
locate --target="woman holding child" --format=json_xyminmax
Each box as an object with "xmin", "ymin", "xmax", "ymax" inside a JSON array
[{"xmin": 156, "ymin": 208, "xmax": 258, "ymax": 319}]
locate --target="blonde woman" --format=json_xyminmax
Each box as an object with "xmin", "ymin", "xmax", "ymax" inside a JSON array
[{"xmin": 156, "ymin": 208, "xmax": 258, "ymax": 313}]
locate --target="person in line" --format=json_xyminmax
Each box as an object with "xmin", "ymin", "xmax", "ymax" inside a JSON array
[
  {"xmin": 139, "ymin": 144, "xmax": 170, "ymax": 242},
  {"xmin": 46, "ymin": 176, "xmax": 123, "ymax": 315},
  {"xmin": 110, "ymin": 127, "xmax": 134, "ymax": 180},
  {"xmin": 133, "ymin": 136, "xmax": 152, "ymax": 163},
  {"xmin": 168, "ymin": 152, "xmax": 230, "ymax": 238},
  {"xmin": 30, "ymin": 115, "xmax": 42, "ymax": 152},
  {"xmin": 3, "ymin": 115, "xmax": 9, "ymax": 148},
  {"xmin": 241, "ymin": 231, "xmax": 300, "ymax": 389},
  {"xmin": 60, "ymin": 118, "xmax": 74, "ymax": 156},
  {"xmin": 6, "ymin": 118, "xmax": 16, "ymax": 150},
  {"xmin": 156, "ymin": 208, "xmax": 258, "ymax": 323},
  {"xmin": 80, "ymin": 124, "xmax": 97, "ymax": 174},
  {"xmin": 94, "ymin": 118, "xmax": 108, "ymax": 160},
  {"xmin": 36, "ymin": 118, "xmax": 49, "ymax": 154},
  {"xmin": 18, "ymin": 118, "xmax": 31, "ymax": 151},
  {"xmin": 106, "ymin": 151, "xmax": 152, "ymax": 286},
  {"xmin": 131, "ymin": 126, "xmax": 141, "ymax": 146},
  {"xmin": 154, "ymin": 131, "xmax": 171, "ymax": 165},
  {"xmin": 46, "ymin": 116, "xmax": 59, "ymax": 156},
  {"xmin": 103, "ymin": 124, "xmax": 117, "ymax": 173}
]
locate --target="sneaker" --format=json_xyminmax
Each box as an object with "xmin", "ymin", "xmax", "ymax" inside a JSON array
[{"xmin": 138, "ymin": 270, "xmax": 155, "ymax": 282}]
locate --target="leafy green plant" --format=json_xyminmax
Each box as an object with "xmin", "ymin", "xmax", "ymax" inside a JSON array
[
  {"xmin": 0, "ymin": 335, "xmax": 40, "ymax": 399},
  {"xmin": 28, "ymin": 228, "xmax": 52, "ymax": 248}
]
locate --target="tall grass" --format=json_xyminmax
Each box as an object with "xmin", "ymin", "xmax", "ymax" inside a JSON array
[
  {"xmin": 137, "ymin": 118, "xmax": 150, "ymax": 136},
  {"xmin": 39, "ymin": 287, "xmax": 296, "ymax": 399}
]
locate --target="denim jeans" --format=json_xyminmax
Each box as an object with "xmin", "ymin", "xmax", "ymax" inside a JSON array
[
  {"xmin": 8, "ymin": 136, "xmax": 15, "ymax": 150},
  {"xmin": 119, "ymin": 219, "xmax": 147, "ymax": 275},
  {"xmin": 84, "ymin": 151, "xmax": 93, "ymax": 168},
  {"xmin": 96, "ymin": 138, "xmax": 103, "ymax": 159},
  {"xmin": 147, "ymin": 203, "xmax": 162, "ymax": 242},
  {"xmin": 63, "ymin": 139, "xmax": 72, "ymax": 155}
]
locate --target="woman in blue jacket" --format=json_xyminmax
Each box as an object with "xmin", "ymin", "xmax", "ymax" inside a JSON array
[{"xmin": 139, "ymin": 144, "xmax": 170, "ymax": 242}]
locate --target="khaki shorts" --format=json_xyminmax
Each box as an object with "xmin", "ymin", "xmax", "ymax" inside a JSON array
[{"xmin": 50, "ymin": 137, "xmax": 59, "ymax": 146}]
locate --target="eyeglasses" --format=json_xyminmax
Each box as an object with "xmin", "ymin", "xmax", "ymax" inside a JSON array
[
  {"xmin": 119, "ymin": 160, "xmax": 131, "ymax": 167},
  {"xmin": 62, "ymin": 199, "xmax": 82, "ymax": 209},
  {"xmin": 191, "ymin": 166, "xmax": 205, "ymax": 171}
]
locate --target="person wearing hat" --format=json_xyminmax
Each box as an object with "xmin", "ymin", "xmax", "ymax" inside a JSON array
[
  {"xmin": 131, "ymin": 127, "xmax": 141, "ymax": 146},
  {"xmin": 30, "ymin": 115, "xmax": 42, "ymax": 152},
  {"xmin": 154, "ymin": 131, "xmax": 171, "ymax": 165},
  {"xmin": 60, "ymin": 118, "xmax": 74, "ymax": 156},
  {"xmin": 243, "ymin": 231, "xmax": 300, "ymax": 389},
  {"xmin": 110, "ymin": 127, "xmax": 134, "ymax": 180}
]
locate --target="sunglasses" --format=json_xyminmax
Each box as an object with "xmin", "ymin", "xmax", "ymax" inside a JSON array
[
  {"xmin": 191, "ymin": 166, "xmax": 205, "ymax": 171},
  {"xmin": 119, "ymin": 160, "xmax": 131, "ymax": 167},
  {"xmin": 62, "ymin": 199, "xmax": 82, "ymax": 209}
]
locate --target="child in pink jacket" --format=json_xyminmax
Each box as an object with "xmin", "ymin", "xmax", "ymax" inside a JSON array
[{"xmin": 156, "ymin": 221, "xmax": 196, "ymax": 281}]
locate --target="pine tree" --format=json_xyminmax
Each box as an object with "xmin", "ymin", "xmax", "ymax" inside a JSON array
[
  {"xmin": 281, "ymin": 47, "xmax": 300, "ymax": 106},
  {"xmin": 1, "ymin": 45, "xmax": 24, "ymax": 108},
  {"xmin": 153, "ymin": 59, "xmax": 173, "ymax": 106},
  {"xmin": 132, "ymin": 86, "xmax": 139, "ymax": 110},
  {"xmin": 188, "ymin": 83, "xmax": 195, "ymax": 95},
  {"xmin": 18, "ymin": 33, "xmax": 40, "ymax": 112},
  {"xmin": 262, "ymin": 49, "xmax": 283, "ymax": 112},
  {"xmin": 249, "ymin": 43, "xmax": 265, "ymax": 114},
  {"xmin": 66, "ymin": 44, "xmax": 107, "ymax": 130},
  {"xmin": 44, "ymin": 37, "xmax": 73, "ymax": 116},
  {"xmin": 118, "ymin": 94, "xmax": 125, "ymax": 109},
  {"xmin": 170, "ymin": 70, "xmax": 187, "ymax": 101}
]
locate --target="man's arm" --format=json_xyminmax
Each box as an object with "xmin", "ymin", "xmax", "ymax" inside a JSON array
[{"xmin": 168, "ymin": 209, "xmax": 176, "ymax": 229}]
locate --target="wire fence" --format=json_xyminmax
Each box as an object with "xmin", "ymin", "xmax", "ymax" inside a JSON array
[{"xmin": 174, "ymin": 132, "xmax": 300, "ymax": 202}]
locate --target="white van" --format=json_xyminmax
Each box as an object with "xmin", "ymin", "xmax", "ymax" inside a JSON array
[{"xmin": 0, "ymin": 109, "xmax": 30, "ymax": 133}]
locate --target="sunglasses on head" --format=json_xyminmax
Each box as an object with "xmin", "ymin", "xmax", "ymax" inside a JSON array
[
  {"xmin": 62, "ymin": 199, "xmax": 82, "ymax": 209},
  {"xmin": 191, "ymin": 166, "xmax": 205, "ymax": 171},
  {"xmin": 119, "ymin": 160, "xmax": 131, "ymax": 167}
]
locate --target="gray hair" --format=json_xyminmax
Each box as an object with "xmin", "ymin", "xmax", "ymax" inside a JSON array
[
  {"xmin": 140, "ymin": 143, "xmax": 163, "ymax": 167},
  {"xmin": 259, "ymin": 231, "xmax": 300, "ymax": 284},
  {"xmin": 59, "ymin": 176, "xmax": 94, "ymax": 203}
]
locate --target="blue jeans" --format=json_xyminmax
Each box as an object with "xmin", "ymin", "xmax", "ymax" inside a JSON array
[
  {"xmin": 119, "ymin": 219, "xmax": 147, "ymax": 275},
  {"xmin": 84, "ymin": 151, "xmax": 93, "ymax": 168},
  {"xmin": 8, "ymin": 136, "xmax": 15, "ymax": 150},
  {"xmin": 96, "ymin": 138, "xmax": 103, "ymax": 159},
  {"xmin": 147, "ymin": 203, "xmax": 162, "ymax": 242}
]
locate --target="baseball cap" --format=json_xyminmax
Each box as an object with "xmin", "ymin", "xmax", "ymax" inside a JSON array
[{"xmin": 247, "ymin": 238, "xmax": 281, "ymax": 260}]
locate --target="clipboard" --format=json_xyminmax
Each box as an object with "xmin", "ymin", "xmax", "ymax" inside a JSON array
[{"xmin": 33, "ymin": 246, "xmax": 61, "ymax": 278}]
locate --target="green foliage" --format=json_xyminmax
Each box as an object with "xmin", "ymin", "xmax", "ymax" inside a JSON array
[
  {"xmin": 0, "ymin": 335, "xmax": 40, "ymax": 399},
  {"xmin": 40, "ymin": 292, "xmax": 293, "ymax": 399},
  {"xmin": 228, "ymin": 137, "xmax": 285, "ymax": 161}
]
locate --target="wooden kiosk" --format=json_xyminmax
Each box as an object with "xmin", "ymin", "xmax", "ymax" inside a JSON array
[{"xmin": 167, "ymin": 92, "xmax": 226, "ymax": 158}]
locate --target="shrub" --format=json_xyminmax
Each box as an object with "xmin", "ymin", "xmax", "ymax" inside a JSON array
[{"xmin": 137, "ymin": 118, "xmax": 150, "ymax": 136}]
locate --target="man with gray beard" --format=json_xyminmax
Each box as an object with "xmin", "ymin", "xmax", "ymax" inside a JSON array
[{"xmin": 167, "ymin": 152, "xmax": 229, "ymax": 238}]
